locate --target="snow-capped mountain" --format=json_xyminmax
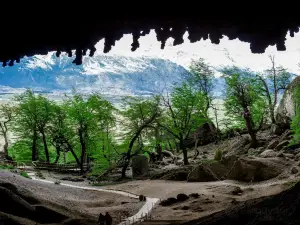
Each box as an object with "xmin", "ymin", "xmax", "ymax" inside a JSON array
[{"xmin": 0, "ymin": 53, "xmax": 190, "ymax": 102}]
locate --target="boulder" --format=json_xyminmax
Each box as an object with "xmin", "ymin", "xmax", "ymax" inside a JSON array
[
  {"xmin": 150, "ymin": 166, "xmax": 193, "ymax": 181},
  {"xmin": 291, "ymin": 167, "xmax": 298, "ymax": 174},
  {"xmin": 259, "ymin": 149, "xmax": 277, "ymax": 158},
  {"xmin": 187, "ymin": 164, "xmax": 219, "ymax": 182},
  {"xmin": 270, "ymin": 123, "xmax": 284, "ymax": 135},
  {"xmin": 189, "ymin": 193, "xmax": 200, "ymax": 198},
  {"xmin": 278, "ymin": 130, "xmax": 293, "ymax": 143},
  {"xmin": 276, "ymin": 76, "xmax": 300, "ymax": 126},
  {"xmin": 176, "ymin": 193, "xmax": 189, "ymax": 202},
  {"xmin": 131, "ymin": 155, "xmax": 149, "ymax": 177},
  {"xmin": 183, "ymin": 122, "xmax": 217, "ymax": 148},
  {"xmin": 266, "ymin": 139, "xmax": 280, "ymax": 149},
  {"xmin": 275, "ymin": 140, "xmax": 290, "ymax": 151},
  {"xmin": 227, "ymin": 157, "xmax": 285, "ymax": 182},
  {"xmin": 295, "ymin": 152, "xmax": 300, "ymax": 161},
  {"xmin": 276, "ymin": 152, "xmax": 284, "ymax": 158},
  {"xmin": 160, "ymin": 197, "xmax": 177, "ymax": 206},
  {"xmin": 283, "ymin": 153, "xmax": 294, "ymax": 159},
  {"xmin": 231, "ymin": 186, "xmax": 243, "ymax": 195}
]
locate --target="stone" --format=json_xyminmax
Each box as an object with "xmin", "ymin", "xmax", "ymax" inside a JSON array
[
  {"xmin": 183, "ymin": 122, "xmax": 217, "ymax": 148},
  {"xmin": 291, "ymin": 167, "xmax": 298, "ymax": 174},
  {"xmin": 295, "ymin": 153, "xmax": 300, "ymax": 161},
  {"xmin": 259, "ymin": 150, "xmax": 277, "ymax": 158},
  {"xmin": 231, "ymin": 186, "xmax": 243, "ymax": 195},
  {"xmin": 227, "ymin": 157, "xmax": 285, "ymax": 182},
  {"xmin": 266, "ymin": 139, "xmax": 280, "ymax": 149},
  {"xmin": 176, "ymin": 193, "xmax": 189, "ymax": 202},
  {"xmin": 131, "ymin": 155, "xmax": 149, "ymax": 177},
  {"xmin": 139, "ymin": 195, "xmax": 146, "ymax": 201},
  {"xmin": 274, "ymin": 140, "xmax": 290, "ymax": 151},
  {"xmin": 270, "ymin": 123, "xmax": 283, "ymax": 135},
  {"xmin": 283, "ymin": 153, "xmax": 294, "ymax": 159},
  {"xmin": 187, "ymin": 164, "xmax": 219, "ymax": 182},
  {"xmin": 160, "ymin": 197, "xmax": 177, "ymax": 206},
  {"xmin": 276, "ymin": 152, "xmax": 284, "ymax": 157},
  {"xmin": 189, "ymin": 193, "xmax": 200, "ymax": 198}
]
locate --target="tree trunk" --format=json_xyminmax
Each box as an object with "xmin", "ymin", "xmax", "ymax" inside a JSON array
[
  {"xmin": 2, "ymin": 131, "xmax": 9, "ymax": 159},
  {"xmin": 193, "ymin": 139, "xmax": 199, "ymax": 160},
  {"xmin": 121, "ymin": 155, "xmax": 130, "ymax": 178},
  {"xmin": 179, "ymin": 139, "xmax": 188, "ymax": 165},
  {"xmin": 65, "ymin": 140, "xmax": 81, "ymax": 167},
  {"xmin": 32, "ymin": 130, "xmax": 38, "ymax": 161},
  {"xmin": 78, "ymin": 129, "xmax": 86, "ymax": 173},
  {"xmin": 244, "ymin": 113, "xmax": 258, "ymax": 148},
  {"xmin": 41, "ymin": 131, "xmax": 50, "ymax": 163},
  {"xmin": 54, "ymin": 145, "xmax": 61, "ymax": 164},
  {"xmin": 63, "ymin": 149, "xmax": 66, "ymax": 164}
]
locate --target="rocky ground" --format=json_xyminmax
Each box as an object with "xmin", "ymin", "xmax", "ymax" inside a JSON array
[
  {"xmin": 0, "ymin": 170, "xmax": 142, "ymax": 225},
  {"xmin": 1, "ymin": 124, "xmax": 300, "ymax": 225}
]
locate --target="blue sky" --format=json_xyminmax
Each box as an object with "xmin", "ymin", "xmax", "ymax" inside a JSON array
[{"xmin": 95, "ymin": 29, "xmax": 300, "ymax": 75}]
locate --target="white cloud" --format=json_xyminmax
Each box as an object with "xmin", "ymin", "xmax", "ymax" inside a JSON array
[{"xmin": 94, "ymin": 30, "xmax": 300, "ymax": 74}]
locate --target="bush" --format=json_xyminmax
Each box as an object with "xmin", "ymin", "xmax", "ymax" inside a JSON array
[
  {"xmin": 214, "ymin": 149, "xmax": 223, "ymax": 161},
  {"xmin": 0, "ymin": 164, "xmax": 15, "ymax": 170},
  {"xmin": 20, "ymin": 171, "xmax": 31, "ymax": 179}
]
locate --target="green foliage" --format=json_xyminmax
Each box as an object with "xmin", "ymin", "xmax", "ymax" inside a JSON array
[
  {"xmin": 0, "ymin": 164, "xmax": 15, "ymax": 170},
  {"xmin": 222, "ymin": 67, "xmax": 267, "ymax": 130},
  {"xmin": 20, "ymin": 171, "xmax": 31, "ymax": 179},
  {"xmin": 188, "ymin": 58, "xmax": 215, "ymax": 114},
  {"xmin": 214, "ymin": 149, "xmax": 223, "ymax": 161}
]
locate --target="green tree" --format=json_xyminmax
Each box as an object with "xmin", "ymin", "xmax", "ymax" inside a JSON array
[
  {"xmin": 0, "ymin": 104, "xmax": 15, "ymax": 160},
  {"xmin": 256, "ymin": 55, "xmax": 291, "ymax": 123},
  {"xmin": 13, "ymin": 90, "xmax": 40, "ymax": 161},
  {"xmin": 120, "ymin": 96, "xmax": 161, "ymax": 178},
  {"xmin": 222, "ymin": 67, "xmax": 267, "ymax": 147},
  {"xmin": 159, "ymin": 82, "xmax": 208, "ymax": 165},
  {"xmin": 188, "ymin": 58, "xmax": 215, "ymax": 116}
]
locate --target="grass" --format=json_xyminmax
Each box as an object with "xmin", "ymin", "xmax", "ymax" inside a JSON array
[
  {"xmin": 283, "ymin": 179, "xmax": 300, "ymax": 188},
  {"xmin": 214, "ymin": 149, "xmax": 223, "ymax": 161},
  {"xmin": 20, "ymin": 171, "xmax": 31, "ymax": 179},
  {"xmin": 0, "ymin": 164, "xmax": 15, "ymax": 170}
]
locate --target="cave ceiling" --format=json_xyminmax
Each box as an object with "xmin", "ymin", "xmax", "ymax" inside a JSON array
[{"xmin": 1, "ymin": 15, "xmax": 300, "ymax": 67}]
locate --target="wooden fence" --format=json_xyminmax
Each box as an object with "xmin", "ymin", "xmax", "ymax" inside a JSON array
[{"xmin": 1, "ymin": 159, "xmax": 104, "ymax": 173}]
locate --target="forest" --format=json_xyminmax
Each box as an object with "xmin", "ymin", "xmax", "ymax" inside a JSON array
[{"xmin": 1, "ymin": 56, "xmax": 299, "ymax": 179}]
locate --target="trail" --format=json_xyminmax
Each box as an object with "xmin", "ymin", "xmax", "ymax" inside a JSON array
[{"xmin": 27, "ymin": 172, "xmax": 159, "ymax": 225}]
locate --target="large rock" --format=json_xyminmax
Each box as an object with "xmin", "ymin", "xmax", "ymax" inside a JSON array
[
  {"xmin": 274, "ymin": 140, "xmax": 290, "ymax": 151},
  {"xmin": 270, "ymin": 123, "xmax": 284, "ymax": 135},
  {"xmin": 183, "ymin": 122, "xmax": 217, "ymax": 148},
  {"xmin": 276, "ymin": 76, "xmax": 300, "ymax": 126},
  {"xmin": 259, "ymin": 149, "xmax": 277, "ymax": 158},
  {"xmin": 131, "ymin": 155, "xmax": 149, "ymax": 177},
  {"xmin": 187, "ymin": 164, "xmax": 219, "ymax": 182},
  {"xmin": 227, "ymin": 157, "xmax": 285, "ymax": 182},
  {"xmin": 266, "ymin": 139, "xmax": 279, "ymax": 149},
  {"xmin": 181, "ymin": 182, "xmax": 300, "ymax": 225}
]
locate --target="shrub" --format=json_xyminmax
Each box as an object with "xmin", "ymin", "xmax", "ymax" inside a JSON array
[
  {"xmin": 214, "ymin": 149, "xmax": 223, "ymax": 161},
  {"xmin": 0, "ymin": 164, "xmax": 15, "ymax": 170},
  {"xmin": 20, "ymin": 171, "xmax": 31, "ymax": 179}
]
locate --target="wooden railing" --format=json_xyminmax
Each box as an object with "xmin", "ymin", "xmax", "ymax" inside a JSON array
[{"xmin": 1, "ymin": 159, "xmax": 105, "ymax": 173}]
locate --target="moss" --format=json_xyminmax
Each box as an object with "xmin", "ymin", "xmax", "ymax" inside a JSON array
[{"xmin": 20, "ymin": 171, "xmax": 31, "ymax": 179}]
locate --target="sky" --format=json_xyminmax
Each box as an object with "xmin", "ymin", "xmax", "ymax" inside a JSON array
[{"xmin": 95, "ymin": 30, "xmax": 300, "ymax": 75}]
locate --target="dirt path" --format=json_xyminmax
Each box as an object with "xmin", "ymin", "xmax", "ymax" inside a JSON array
[{"xmin": 27, "ymin": 172, "xmax": 159, "ymax": 225}]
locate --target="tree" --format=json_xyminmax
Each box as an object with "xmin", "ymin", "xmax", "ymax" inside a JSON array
[
  {"xmin": 159, "ymin": 82, "xmax": 208, "ymax": 165},
  {"xmin": 257, "ymin": 55, "xmax": 291, "ymax": 123},
  {"xmin": 222, "ymin": 67, "xmax": 267, "ymax": 147},
  {"xmin": 0, "ymin": 104, "xmax": 15, "ymax": 160},
  {"xmin": 120, "ymin": 96, "xmax": 161, "ymax": 178},
  {"xmin": 13, "ymin": 90, "xmax": 40, "ymax": 161},
  {"xmin": 188, "ymin": 58, "xmax": 215, "ymax": 117}
]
